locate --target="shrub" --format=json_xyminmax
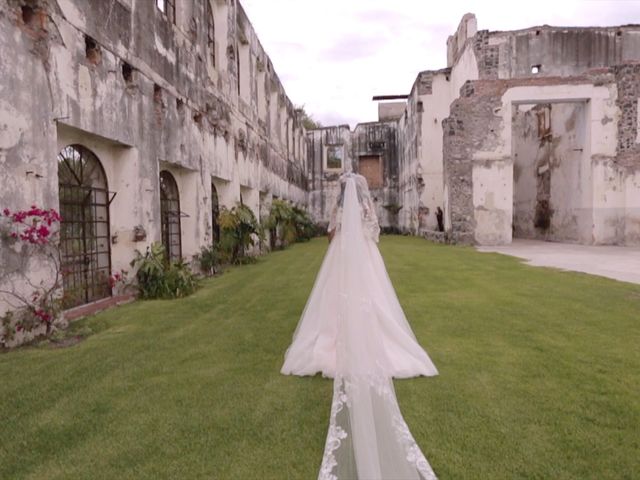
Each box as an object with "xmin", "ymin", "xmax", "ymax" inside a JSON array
[
  {"xmin": 265, "ymin": 199, "xmax": 296, "ymax": 249},
  {"xmin": 218, "ymin": 204, "xmax": 262, "ymax": 264},
  {"xmin": 131, "ymin": 243, "xmax": 198, "ymax": 299},
  {"xmin": 265, "ymin": 200, "xmax": 317, "ymax": 248},
  {"xmin": 291, "ymin": 205, "xmax": 316, "ymax": 242},
  {"xmin": 196, "ymin": 243, "xmax": 223, "ymax": 276}
]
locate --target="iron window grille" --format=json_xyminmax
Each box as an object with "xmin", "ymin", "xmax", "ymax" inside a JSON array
[
  {"xmin": 57, "ymin": 145, "xmax": 116, "ymax": 309},
  {"xmin": 159, "ymin": 170, "xmax": 183, "ymax": 262}
]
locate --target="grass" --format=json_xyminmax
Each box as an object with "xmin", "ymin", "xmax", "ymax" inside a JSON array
[{"xmin": 1, "ymin": 236, "xmax": 639, "ymax": 479}]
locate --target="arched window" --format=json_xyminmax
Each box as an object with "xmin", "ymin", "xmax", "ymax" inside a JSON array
[
  {"xmin": 211, "ymin": 182, "xmax": 220, "ymax": 244},
  {"xmin": 57, "ymin": 145, "xmax": 112, "ymax": 308},
  {"xmin": 207, "ymin": 1, "xmax": 216, "ymax": 68},
  {"xmin": 159, "ymin": 171, "xmax": 182, "ymax": 261}
]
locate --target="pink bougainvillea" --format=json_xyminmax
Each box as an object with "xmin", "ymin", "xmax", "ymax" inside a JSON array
[
  {"xmin": 1, "ymin": 206, "xmax": 63, "ymax": 343},
  {"xmin": 108, "ymin": 269, "xmax": 128, "ymax": 290},
  {"xmin": 2, "ymin": 206, "xmax": 61, "ymax": 245}
]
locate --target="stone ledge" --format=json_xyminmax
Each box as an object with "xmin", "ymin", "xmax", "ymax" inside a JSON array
[
  {"xmin": 64, "ymin": 294, "xmax": 136, "ymax": 322},
  {"xmin": 421, "ymin": 229, "xmax": 475, "ymax": 245},
  {"xmin": 422, "ymin": 230, "xmax": 448, "ymax": 243}
]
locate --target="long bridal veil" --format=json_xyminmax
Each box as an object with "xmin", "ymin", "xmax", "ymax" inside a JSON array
[{"xmin": 282, "ymin": 173, "xmax": 438, "ymax": 480}]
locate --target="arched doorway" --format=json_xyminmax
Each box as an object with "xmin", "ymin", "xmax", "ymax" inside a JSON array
[
  {"xmin": 211, "ymin": 182, "xmax": 220, "ymax": 244},
  {"xmin": 159, "ymin": 170, "xmax": 182, "ymax": 261},
  {"xmin": 57, "ymin": 144, "xmax": 113, "ymax": 309}
]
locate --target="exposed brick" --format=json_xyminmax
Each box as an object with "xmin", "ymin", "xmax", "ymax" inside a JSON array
[{"xmin": 615, "ymin": 63, "xmax": 640, "ymax": 166}]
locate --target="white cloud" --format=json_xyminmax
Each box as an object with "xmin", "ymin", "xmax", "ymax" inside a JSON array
[{"xmin": 241, "ymin": 0, "xmax": 640, "ymax": 128}]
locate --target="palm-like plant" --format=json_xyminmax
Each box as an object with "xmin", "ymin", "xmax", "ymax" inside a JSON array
[
  {"xmin": 265, "ymin": 199, "xmax": 297, "ymax": 249},
  {"xmin": 218, "ymin": 204, "xmax": 262, "ymax": 263}
]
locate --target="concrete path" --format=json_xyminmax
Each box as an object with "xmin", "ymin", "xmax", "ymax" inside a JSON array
[{"xmin": 477, "ymin": 239, "xmax": 640, "ymax": 285}]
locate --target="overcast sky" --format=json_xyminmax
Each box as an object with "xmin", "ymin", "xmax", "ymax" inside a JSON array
[{"xmin": 240, "ymin": 0, "xmax": 640, "ymax": 128}]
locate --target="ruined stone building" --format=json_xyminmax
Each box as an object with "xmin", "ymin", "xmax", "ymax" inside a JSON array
[
  {"xmin": 0, "ymin": 0, "xmax": 307, "ymax": 324},
  {"xmin": 1, "ymin": 2, "xmax": 640, "ymax": 333},
  {"xmin": 309, "ymin": 14, "xmax": 640, "ymax": 247}
]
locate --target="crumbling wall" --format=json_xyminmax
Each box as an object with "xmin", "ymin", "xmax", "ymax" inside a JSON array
[
  {"xmin": 352, "ymin": 122, "xmax": 399, "ymax": 228},
  {"xmin": 443, "ymin": 71, "xmax": 638, "ymax": 246},
  {"xmin": 488, "ymin": 26, "xmax": 640, "ymax": 80},
  {"xmin": 513, "ymin": 102, "xmax": 590, "ymax": 242},
  {"xmin": 446, "ymin": 13, "xmax": 477, "ymax": 68},
  {"xmin": 307, "ymin": 122, "xmax": 399, "ymax": 229},
  {"xmin": 443, "ymin": 81, "xmax": 508, "ymax": 245},
  {"xmin": 398, "ymin": 24, "xmax": 479, "ymax": 236},
  {"xmin": 397, "ymin": 87, "xmax": 422, "ymax": 233},
  {"xmin": 0, "ymin": 0, "xmax": 308, "ymax": 325},
  {"xmin": 306, "ymin": 126, "xmax": 352, "ymax": 225},
  {"xmin": 593, "ymin": 62, "xmax": 640, "ymax": 245}
]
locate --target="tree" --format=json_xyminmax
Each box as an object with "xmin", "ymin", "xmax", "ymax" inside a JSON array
[{"xmin": 296, "ymin": 105, "xmax": 322, "ymax": 130}]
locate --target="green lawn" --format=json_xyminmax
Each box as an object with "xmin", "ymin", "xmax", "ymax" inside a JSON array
[{"xmin": 1, "ymin": 236, "xmax": 639, "ymax": 479}]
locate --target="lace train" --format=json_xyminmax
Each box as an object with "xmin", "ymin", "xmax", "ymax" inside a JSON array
[{"xmin": 319, "ymin": 375, "xmax": 437, "ymax": 480}]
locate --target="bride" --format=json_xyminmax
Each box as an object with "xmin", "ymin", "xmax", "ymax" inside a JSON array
[{"xmin": 281, "ymin": 172, "xmax": 439, "ymax": 479}]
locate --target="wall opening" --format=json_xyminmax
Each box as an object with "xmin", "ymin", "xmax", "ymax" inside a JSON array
[
  {"xmin": 122, "ymin": 62, "xmax": 134, "ymax": 84},
  {"xmin": 325, "ymin": 145, "xmax": 344, "ymax": 171},
  {"xmin": 85, "ymin": 35, "xmax": 101, "ymax": 65},
  {"xmin": 359, "ymin": 155, "xmax": 383, "ymax": 189},
  {"xmin": 57, "ymin": 145, "xmax": 113, "ymax": 309},
  {"xmin": 207, "ymin": 1, "xmax": 216, "ymax": 69},
  {"xmin": 237, "ymin": 41, "xmax": 251, "ymax": 101},
  {"xmin": 211, "ymin": 181, "xmax": 220, "ymax": 244},
  {"xmin": 159, "ymin": 170, "xmax": 182, "ymax": 261},
  {"xmin": 512, "ymin": 101, "xmax": 589, "ymax": 243}
]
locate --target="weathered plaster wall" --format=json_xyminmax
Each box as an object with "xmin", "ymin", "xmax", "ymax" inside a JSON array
[
  {"xmin": 443, "ymin": 80, "xmax": 508, "ymax": 245},
  {"xmin": 352, "ymin": 122, "xmax": 399, "ymax": 228},
  {"xmin": 0, "ymin": 0, "xmax": 308, "ymax": 327},
  {"xmin": 378, "ymin": 102, "xmax": 405, "ymax": 121},
  {"xmin": 394, "ymin": 15, "xmax": 483, "ymax": 238},
  {"xmin": 397, "ymin": 87, "xmax": 423, "ymax": 233},
  {"xmin": 593, "ymin": 63, "xmax": 640, "ymax": 245},
  {"xmin": 307, "ymin": 126, "xmax": 352, "ymax": 225},
  {"xmin": 434, "ymin": 15, "xmax": 640, "ymax": 245},
  {"xmin": 398, "ymin": 21, "xmax": 481, "ymax": 235},
  {"xmin": 489, "ymin": 26, "xmax": 640, "ymax": 80},
  {"xmin": 307, "ymin": 123, "xmax": 399, "ymax": 228},
  {"xmin": 443, "ymin": 74, "xmax": 639, "ymax": 246},
  {"xmin": 513, "ymin": 102, "xmax": 591, "ymax": 242}
]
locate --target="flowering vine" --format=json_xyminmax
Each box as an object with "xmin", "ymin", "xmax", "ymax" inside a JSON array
[
  {"xmin": 108, "ymin": 269, "xmax": 129, "ymax": 294},
  {"xmin": 0, "ymin": 206, "xmax": 63, "ymax": 346},
  {"xmin": 2, "ymin": 206, "xmax": 61, "ymax": 245}
]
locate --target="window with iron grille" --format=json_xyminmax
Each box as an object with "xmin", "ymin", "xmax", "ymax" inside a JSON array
[
  {"xmin": 57, "ymin": 145, "xmax": 114, "ymax": 309},
  {"xmin": 156, "ymin": 0, "xmax": 176, "ymax": 24},
  {"xmin": 159, "ymin": 171, "xmax": 182, "ymax": 261}
]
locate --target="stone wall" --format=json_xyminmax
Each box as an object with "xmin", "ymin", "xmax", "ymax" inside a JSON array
[
  {"xmin": 306, "ymin": 126, "xmax": 351, "ymax": 225},
  {"xmin": 615, "ymin": 63, "xmax": 640, "ymax": 162},
  {"xmin": 0, "ymin": 0, "xmax": 308, "ymax": 337},
  {"xmin": 512, "ymin": 102, "xmax": 591, "ymax": 242},
  {"xmin": 442, "ymin": 80, "xmax": 507, "ymax": 244},
  {"xmin": 443, "ymin": 70, "xmax": 640, "ymax": 246},
  {"xmin": 306, "ymin": 122, "xmax": 399, "ymax": 228}
]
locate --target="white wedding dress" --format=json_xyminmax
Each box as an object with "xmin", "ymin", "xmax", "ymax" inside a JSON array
[{"xmin": 282, "ymin": 173, "xmax": 439, "ymax": 480}]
